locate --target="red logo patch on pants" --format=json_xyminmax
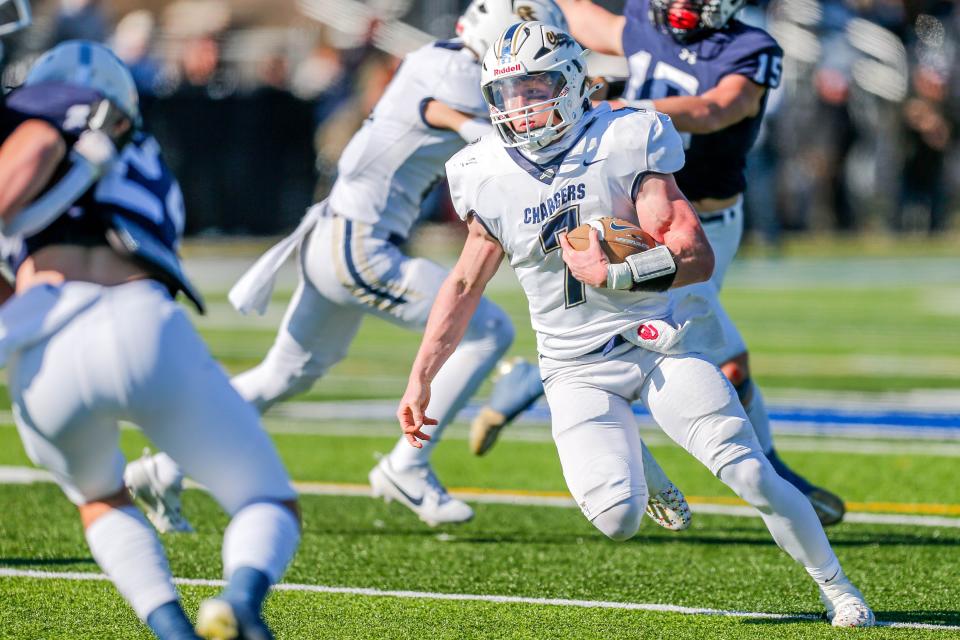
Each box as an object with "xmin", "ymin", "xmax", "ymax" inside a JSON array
[{"xmin": 638, "ymin": 324, "xmax": 659, "ymax": 341}]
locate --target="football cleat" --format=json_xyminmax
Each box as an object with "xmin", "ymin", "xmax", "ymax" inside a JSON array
[
  {"xmin": 766, "ymin": 449, "xmax": 846, "ymax": 526},
  {"xmin": 195, "ymin": 598, "xmax": 273, "ymax": 640},
  {"xmin": 818, "ymin": 573, "xmax": 875, "ymax": 628},
  {"xmin": 804, "ymin": 487, "xmax": 846, "ymax": 528},
  {"xmin": 124, "ymin": 449, "xmax": 194, "ymax": 533},
  {"xmin": 369, "ymin": 457, "xmax": 474, "ymax": 527},
  {"xmin": 644, "ymin": 483, "xmax": 692, "ymax": 531},
  {"xmin": 469, "ymin": 358, "xmax": 545, "ymax": 456}
]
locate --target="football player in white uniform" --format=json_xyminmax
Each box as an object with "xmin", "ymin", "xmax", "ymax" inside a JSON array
[
  {"xmin": 397, "ymin": 22, "xmax": 874, "ymax": 627},
  {"xmin": 126, "ymin": 0, "xmax": 573, "ymax": 529},
  {"xmin": 469, "ymin": 0, "xmax": 846, "ymax": 528},
  {"xmin": 0, "ymin": 42, "xmax": 300, "ymax": 639}
]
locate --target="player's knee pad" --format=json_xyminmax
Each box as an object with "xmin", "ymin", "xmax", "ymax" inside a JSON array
[
  {"xmin": 464, "ymin": 298, "xmax": 514, "ymax": 353},
  {"xmin": 591, "ymin": 495, "xmax": 645, "ymax": 541}
]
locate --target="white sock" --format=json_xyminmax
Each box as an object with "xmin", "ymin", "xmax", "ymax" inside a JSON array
[
  {"xmin": 744, "ymin": 385, "xmax": 774, "ymax": 454},
  {"xmin": 388, "ymin": 301, "xmax": 512, "ymax": 471},
  {"xmin": 806, "ymin": 556, "xmax": 843, "ymax": 585},
  {"xmin": 223, "ymin": 502, "xmax": 300, "ymax": 583},
  {"xmin": 151, "ymin": 452, "xmax": 183, "ymax": 488},
  {"xmin": 718, "ymin": 454, "xmax": 836, "ymax": 569},
  {"xmin": 84, "ymin": 505, "xmax": 178, "ymax": 620},
  {"xmin": 640, "ymin": 440, "xmax": 671, "ymax": 496}
]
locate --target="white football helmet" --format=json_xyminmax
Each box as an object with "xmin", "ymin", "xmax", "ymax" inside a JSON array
[
  {"xmin": 25, "ymin": 40, "xmax": 140, "ymax": 125},
  {"xmin": 0, "ymin": 0, "xmax": 30, "ymax": 37},
  {"xmin": 457, "ymin": 0, "xmax": 568, "ymax": 60},
  {"xmin": 480, "ymin": 21, "xmax": 590, "ymax": 151},
  {"xmin": 649, "ymin": 0, "xmax": 749, "ymax": 43}
]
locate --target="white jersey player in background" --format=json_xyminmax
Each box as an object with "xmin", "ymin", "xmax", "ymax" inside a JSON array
[
  {"xmin": 0, "ymin": 41, "xmax": 300, "ymax": 639},
  {"xmin": 127, "ymin": 0, "xmax": 572, "ymax": 529},
  {"xmin": 397, "ymin": 21, "xmax": 874, "ymax": 627}
]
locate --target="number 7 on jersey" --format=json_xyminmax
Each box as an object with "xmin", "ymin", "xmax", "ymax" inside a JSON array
[{"xmin": 539, "ymin": 205, "xmax": 586, "ymax": 308}]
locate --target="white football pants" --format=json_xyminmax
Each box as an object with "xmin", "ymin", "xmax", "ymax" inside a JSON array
[
  {"xmin": 541, "ymin": 343, "xmax": 837, "ymax": 570},
  {"xmin": 232, "ymin": 212, "xmax": 514, "ymax": 467},
  {"xmin": 9, "ymin": 280, "xmax": 296, "ymax": 511}
]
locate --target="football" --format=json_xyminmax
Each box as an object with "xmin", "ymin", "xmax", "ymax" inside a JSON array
[{"xmin": 565, "ymin": 216, "xmax": 656, "ymax": 264}]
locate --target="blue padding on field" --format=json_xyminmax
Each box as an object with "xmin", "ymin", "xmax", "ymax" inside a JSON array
[{"xmin": 520, "ymin": 405, "xmax": 960, "ymax": 431}]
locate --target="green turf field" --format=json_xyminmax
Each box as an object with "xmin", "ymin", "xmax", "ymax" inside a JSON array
[{"xmin": 1, "ymin": 247, "xmax": 959, "ymax": 638}]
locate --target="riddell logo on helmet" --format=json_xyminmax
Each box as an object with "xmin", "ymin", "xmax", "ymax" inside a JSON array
[
  {"xmin": 494, "ymin": 63, "xmax": 523, "ymax": 77},
  {"xmin": 638, "ymin": 324, "xmax": 659, "ymax": 341}
]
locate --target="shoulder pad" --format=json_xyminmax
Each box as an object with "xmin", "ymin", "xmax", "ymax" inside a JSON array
[{"xmin": 604, "ymin": 109, "xmax": 684, "ymax": 177}]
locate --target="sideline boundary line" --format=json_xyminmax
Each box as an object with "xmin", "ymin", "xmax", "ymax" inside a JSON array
[
  {"xmin": 2, "ymin": 466, "xmax": 959, "ymax": 528},
  {"xmin": 0, "ymin": 568, "xmax": 957, "ymax": 631}
]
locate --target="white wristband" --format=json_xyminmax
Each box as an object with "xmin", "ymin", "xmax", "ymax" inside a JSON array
[
  {"xmin": 625, "ymin": 245, "xmax": 676, "ymax": 282},
  {"xmin": 72, "ymin": 129, "xmax": 118, "ymax": 172},
  {"xmin": 456, "ymin": 117, "xmax": 492, "ymax": 143},
  {"xmin": 624, "ymin": 99, "xmax": 656, "ymax": 111},
  {"xmin": 606, "ymin": 261, "xmax": 634, "ymax": 290}
]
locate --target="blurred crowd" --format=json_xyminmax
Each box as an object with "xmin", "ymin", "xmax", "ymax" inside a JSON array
[
  {"xmin": 744, "ymin": 0, "xmax": 958, "ymax": 240},
  {"xmin": 1, "ymin": 0, "xmax": 957, "ymax": 238}
]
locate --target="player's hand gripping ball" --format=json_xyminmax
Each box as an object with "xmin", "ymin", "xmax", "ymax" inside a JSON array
[{"xmin": 565, "ymin": 216, "xmax": 656, "ymax": 263}]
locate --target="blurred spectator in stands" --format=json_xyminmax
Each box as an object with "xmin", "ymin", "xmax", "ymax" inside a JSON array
[
  {"xmin": 152, "ymin": 31, "xmax": 239, "ymax": 232},
  {"xmin": 48, "ymin": 0, "xmax": 109, "ymax": 45},
  {"xmin": 111, "ymin": 10, "xmax": 164, "ymax": 98},
  {"xmin": 293, "ymin": 41, "xmax": 349, "ymax": 123},
  {"xmin": 313, "ymin": 48, "xmax": 398, "ymax": 200},
  {"xmin": 234, "ymin": 49, "xmax": 316, "ymax": 232},
  {"xmin": 896, "ymin": 9, "xmax": 956, "ymax": 232}
]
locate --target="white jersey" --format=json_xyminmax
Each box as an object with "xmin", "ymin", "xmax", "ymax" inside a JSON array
[
  {"xmin": 329, "ymin": 40, "xmax": 487, "ymax": 240},
  {"xmin": 446, "ymin": 104, "xmax": 686, "ymax": 359}
]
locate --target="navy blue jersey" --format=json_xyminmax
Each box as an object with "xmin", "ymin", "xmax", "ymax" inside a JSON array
[
  {"xmin": 621, "ymin": 0, "xmax": 782, "ymax": 201},
  {"xmin": 0, "ymin": 82, "xmax": 203, "ymax": 311}
]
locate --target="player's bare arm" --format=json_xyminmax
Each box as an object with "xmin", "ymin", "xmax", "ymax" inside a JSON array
[
  {"xmin": 635, "ymin": 172, "xmax": 713, "ymax": 286},
  {"xmin": 614, "ymin": 75, "xmax": 767, "ymax": 134},
  {"xmin": 0, "ymin": 119, "xmax": 66, "ymax": 221},
  {"xmin": 556, "ymin": 0, "xmax": 625, "ymax": 56},
  {"xmin": 423, "ymin": 99, "xmax": 491, "ymax": 143},
  {"xmin": 397, "ymin": 216, "xmax": 504, "ymax": 447},
  {"xmin": 422, "ymin": 99, "xmax": 476, "ymax": 130},
  {"xmin": 558, "ymin": 172, "xmax": 712, "ymax": 290}
]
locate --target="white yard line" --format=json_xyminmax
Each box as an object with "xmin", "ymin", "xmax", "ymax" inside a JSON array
[
  {"xmin": 3, "ymin": 466, "xmax": 959, "ymax": 529},
  {"xmin": 0, "ymin": 568, "xmax": 956, "ymax": 631}
]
